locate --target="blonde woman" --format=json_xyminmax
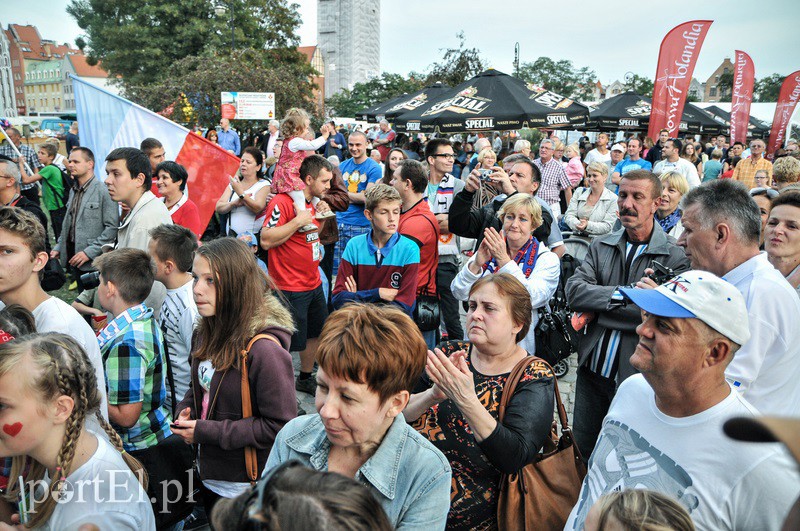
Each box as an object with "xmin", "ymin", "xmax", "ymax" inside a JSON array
[
  {"xmin": 450, "ymin": 193, "xmax": 560, "ymax": 354},
  {"xmin": 473, "ymin": 147, "xmax": 500, "ymax": 209},
  {"xmin": 655, "ymin": 171, "xmax": 690, "ymax": 238},
  {"xmin": 563, "ymin": 161, "xmax": 619, "ymax": 238}
]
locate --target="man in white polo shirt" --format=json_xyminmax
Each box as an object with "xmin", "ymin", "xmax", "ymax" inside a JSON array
[{"xmin": 677, "ymin": 179, "xmax": 800, "ymax": 415}]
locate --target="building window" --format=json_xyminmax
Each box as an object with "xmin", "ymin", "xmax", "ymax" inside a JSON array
[{"xmin": 710, "ymin": 87, "xmax": 717, "ymax": 97}]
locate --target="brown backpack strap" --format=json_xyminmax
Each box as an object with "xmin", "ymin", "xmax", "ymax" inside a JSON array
[{"xmin": 240, "ymin": 333, "xmax": 280, "ymax": 483}]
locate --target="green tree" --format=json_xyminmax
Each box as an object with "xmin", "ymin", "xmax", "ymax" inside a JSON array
[
  {"xmin": 424, "ymin": 32, "xmax": 488, "ymax": 87},
  {"xmin": 623, "ymin": 74, "xmax": 654, "ymax": 97},
  {"xmin": 326, "ymin": 72, "xmax": 425, "ymax": 117},
  {"xmin": 717, "ymin": 71, "xmax": 734, "ymax": 102},
  {"xmin": 68, "ymin": 0, "xmax": 302, "ymax": 87},
  {"xmin": 755, "ymin": 74, "xmax": 784, "ymax": 102},
  {"xmin": 125, "ymin": 48, "xmax": 316, "ymax": 130},
  {"xmin": 516, "ymin": 57, "xmax": 598, "ymax": 99}
]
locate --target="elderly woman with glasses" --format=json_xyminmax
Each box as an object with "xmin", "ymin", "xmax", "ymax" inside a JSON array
[
  {"xmin": 450, "ymin": 193, "xmax": 560, "ymax": 354},
  {"xmin": 263, "ymin": 304, "xmax": 452, "ymax": 530}
]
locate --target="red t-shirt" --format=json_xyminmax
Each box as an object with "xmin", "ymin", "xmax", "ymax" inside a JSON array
[
  {"xmin": 398, "ymin": 199, "xmax": 440, "ymax": 295},
  {"xmin": 263, "ymin": 194, "xmax": 322, "ymax": 292},
  {"xmin": 171, "ymin": 199, "xmax": 203, "ymax": 238}
]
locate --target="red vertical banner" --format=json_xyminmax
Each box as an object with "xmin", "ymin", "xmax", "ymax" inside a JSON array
[
  {"xmin": 648, "ymin": 20, "xmax": 713, "ymax": 140},
  {"xmin": 767, "ymin": 70, "xmax": 800, "ymax": 159},
  {"xmin": 730, "ymin": 50, "xmax": 755, "ymax": 145}
]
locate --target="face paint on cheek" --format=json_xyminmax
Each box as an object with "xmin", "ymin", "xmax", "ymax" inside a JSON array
[{"xmin": 3, "ymin": 423, "xmax": 22, "ymax": 437}]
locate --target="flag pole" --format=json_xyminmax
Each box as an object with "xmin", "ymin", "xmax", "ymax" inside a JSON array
[{"xmin": 0, "ymin": 128, "xmax": 35, "ymax": 176}]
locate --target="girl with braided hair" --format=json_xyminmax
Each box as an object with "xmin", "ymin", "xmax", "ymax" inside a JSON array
[{"xmin": 0, "ymin": 333, "xmax": 155, "ymax": 530}]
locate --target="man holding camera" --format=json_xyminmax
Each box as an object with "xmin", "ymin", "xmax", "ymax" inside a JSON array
[
  {"xmin": 51, "ymin": 147, "xmax": 118, "ymax": 291},
  {"xmin": 565, "ymin": 170, "xmax": 690, "ymax": 460}
]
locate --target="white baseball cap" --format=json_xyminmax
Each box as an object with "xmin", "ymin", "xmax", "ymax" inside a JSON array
[
  {"xmin": 620, "ymin": 270, "xmax": 750, "ymax": 345},
  {"xmin": 610, "ymin": 143, "xmax": 626, "ymax": 152}
]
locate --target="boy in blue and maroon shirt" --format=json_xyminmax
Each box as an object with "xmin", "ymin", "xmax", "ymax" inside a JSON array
[{"xmin": 332, "ymin": 184, "xmax": 420, "ymax": 316}]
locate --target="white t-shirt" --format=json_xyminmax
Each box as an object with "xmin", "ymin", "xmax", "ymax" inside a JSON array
[
  {"xmin": 159, "ymin": 279, "xmax": 198, "ymax": 413},
  {"xmin": 39, "ymin": 431, "xmax": 155, "ymax": 531},
  {"xmin": 565, "ymin": 375, "xmax": 800, "ymax": 531},
  {"xmin": 652, "ymin": 157, "xmax": 701, "ymax": 188},
  {"xmin": 227, "ymin": 179, "xmax": 271, "ymax": 235},
  {"xmin": 723, "ymin": 252, "xmax": 800, "ymax": 415},
  {"xmin": 33, "ymin": 297, "xmax": 108, "ymax": 422},
  {"xmin": 583, "ymin": 148, "xmax": 612, "ymax": 170}
]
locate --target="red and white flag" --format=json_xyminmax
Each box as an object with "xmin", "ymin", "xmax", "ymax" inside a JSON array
[
  {"xmin": 767, "ymin": 71, "xmax": 800, "ymax": 159},
  {"xmin": 730, "ymin": 51, "xmax": 755, "ymax": 145},
  {"xmin": 73, "ymin": 76, "xmax": 239, "ymax": 234},
  {"xmin": 648, "ymin": 20, "xmax": 713, "ymax": 140}
]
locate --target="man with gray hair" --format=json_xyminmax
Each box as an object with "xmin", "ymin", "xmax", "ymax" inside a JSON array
[
  {"xmin": 0, "ymin": 127, "xmax": 43, "ymax": 203},
  {"xmin": 677, "ymin": 179, "xmax": 800, "ymax": 415},
  {"xmin": 513, "ymin": 139, "xmax": 531, "ymax": 158},
  {"xmin": 0, "ymin": 158, "xmax": 49, "ymax": 233},
  {"xmin": 259, "ymin": 118, "xmax": 281, "ymax": 159},
  {"xmin": 372, "ymin": 119, "xmax": 396, "ymax": 162},
  {"xmin": 534, "ymin": 138, "xmax": 572, "ymax": 216},
  {"xmin": 566, "ymin": 271, "xmax": 800, "ymax": 530}
]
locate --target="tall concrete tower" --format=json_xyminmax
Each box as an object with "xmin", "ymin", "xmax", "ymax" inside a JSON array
[{"xmin": 317, "ymin": 0, "xmax": 380, "ymax": 97}]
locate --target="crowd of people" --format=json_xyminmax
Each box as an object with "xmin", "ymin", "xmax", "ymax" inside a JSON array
[{"xmin": 0, "ymin": 112, "xmax": 799, "ymax": 531}]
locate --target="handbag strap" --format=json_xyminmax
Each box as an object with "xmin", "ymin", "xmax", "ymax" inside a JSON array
[
  {"xmin": 240, "ymin": 333, "xmax": 281, "ymax": 483},
  {"xmin": 498, "ymin": 356, "xmax": 571, "ymax": 433}
]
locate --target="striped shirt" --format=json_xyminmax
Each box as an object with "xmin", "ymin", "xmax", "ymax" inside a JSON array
[{"xmin": 589, "ymin": 241, "xmax": 648, "ymax": 378}]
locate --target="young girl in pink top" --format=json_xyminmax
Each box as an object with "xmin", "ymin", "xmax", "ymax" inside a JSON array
[{"xmin": 271, "ymin": 108, "xmax": 335, "ymax": 231}]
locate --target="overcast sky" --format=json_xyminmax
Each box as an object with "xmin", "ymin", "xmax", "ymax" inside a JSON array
[{"xmin": 5, "ymin": 0, "xmax": 798, "ymax": 86}]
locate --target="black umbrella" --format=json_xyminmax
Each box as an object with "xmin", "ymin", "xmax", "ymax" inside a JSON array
[
  {"xmin": 587, "ymin": 92, "xmax": 710, "ymax": 134},
  {"xmin": 700, "ymin": 105, "xmax": 770, "ymax": 137},
  {"xmin": 681, "ymin": 104, "xmax": 724, "ymax": 135},
  {"xmin": 588, "ymin": 91, "xmax": 652, "ymax": 131},
  {"xmin": 394, "ymin": 69, "xmax": 589, "ymax": 134},
  {"xmin": 356, "ymin": 93, "xmax": 414, "ymax": 123},
  {"xmin": 381, "ymin": 83, "xmax": 450, "ymax": 121}
]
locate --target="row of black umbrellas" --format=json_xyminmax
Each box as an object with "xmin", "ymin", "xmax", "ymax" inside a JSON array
[
  {"xmin": 587, "ymin": 91, "xmax": 769, "ymax": 137},
  {"xmin": 357, "ymin": 72, "xmax": 769, "ymax": 137}
]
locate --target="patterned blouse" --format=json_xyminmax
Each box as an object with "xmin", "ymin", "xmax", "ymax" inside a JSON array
[{"xmin": 411, "ymin": 341, "xmax": 555, "ymax": 530}]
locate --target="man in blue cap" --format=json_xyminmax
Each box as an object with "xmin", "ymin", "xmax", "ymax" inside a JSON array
[{"xmin": 566, "ymin": 270, "xmax": 800, "ymax": 530}]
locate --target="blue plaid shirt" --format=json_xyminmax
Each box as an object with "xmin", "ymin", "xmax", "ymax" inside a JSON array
[{"xmin": 99, "ymin": 304, "xmax": 172, "ymax": 451}]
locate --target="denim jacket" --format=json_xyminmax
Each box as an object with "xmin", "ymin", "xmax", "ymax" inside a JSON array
[{"xmin": 264, "ymin": 414, "xmax": 451, "ymax": 530}]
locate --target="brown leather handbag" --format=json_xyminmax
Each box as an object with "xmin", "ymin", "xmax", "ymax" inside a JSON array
[
  {"xmin": 240, "ymin": 333, "xmax": 281, "ymax": 484},
  {"xmin": 496, "ymin": 356, "xmax": 587, "ymax": 531}
]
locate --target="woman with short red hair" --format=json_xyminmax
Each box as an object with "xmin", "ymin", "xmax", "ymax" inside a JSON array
[{"xmin": 264, "ymin": 303, "xmax": 452, "ymax": 530}]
